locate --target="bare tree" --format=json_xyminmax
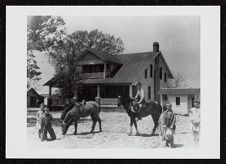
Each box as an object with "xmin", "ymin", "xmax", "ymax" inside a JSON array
[{"xmin": 168, "ymin": 71, "xmax": 189, "ymax": 88}]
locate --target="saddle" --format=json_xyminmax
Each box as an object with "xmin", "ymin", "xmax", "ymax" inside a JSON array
[
  {"xmin": 132, "ymin": 102, "xmax": 146, "ymax": 113},
  {"xmin": 78, "ymin": 99, "xmax": 86, "ymax": 115}
]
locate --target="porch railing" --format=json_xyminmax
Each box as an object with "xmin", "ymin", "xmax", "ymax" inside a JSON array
[
  {"xmin": 99, "ymin": 98, "xmax": 118, "ymax": 107},
  {"xmin": 81, "ymin": 72, "xmax": 104, "ymax": 79}
]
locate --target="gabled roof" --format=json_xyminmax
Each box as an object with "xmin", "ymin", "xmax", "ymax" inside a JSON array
[
  {"xmin": 75, "ymin": 48, "xmax": 122, "ymax": 64},
  {"xmin": 43, "ymin": 77, "xmax": 61, "ymax": 87},
  {"xmin": 160, "ymin": 88, "xmax": 200, "ymax": 95},
  {"xmin": 81, "ymin": 51, "xmax": 173, "ymax": 84},
  {"xmin": 44, "ymin": 48, "xmax": 174, "ymax": 86},
  {"xmin": 113, "ymin": 51, "xmax": 157, "ymax": 83}
]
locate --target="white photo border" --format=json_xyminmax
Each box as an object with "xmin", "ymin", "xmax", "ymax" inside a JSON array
[{"xmin": 6, "ymin": 6, "xmax": 220, "ymax": 159}]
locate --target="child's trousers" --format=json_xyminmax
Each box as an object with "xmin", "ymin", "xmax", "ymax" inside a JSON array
[{"xmin": 41, "ymin": 126, "xmax": 56, "ymax": 141}]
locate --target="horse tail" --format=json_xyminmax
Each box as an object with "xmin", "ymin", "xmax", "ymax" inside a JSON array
[
  {"xmin": 93, "ymin": 101, "xmax": 101, "ymax": 114},
  {"xmin": 97, "ymin": 102, "xmax": 101, "ymax": 113},
  {"xmin": 99, "ymin": 105, "xmax": 101, "ymax": 112}
]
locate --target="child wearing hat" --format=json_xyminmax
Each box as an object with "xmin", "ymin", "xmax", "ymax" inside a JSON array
[{"xmin": 189, "ymin": 99, "xmax": 200, "ymax": 145}]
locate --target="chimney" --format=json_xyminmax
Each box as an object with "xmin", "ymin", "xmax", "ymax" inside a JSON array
[{"xmin": 153, "ymin": 42, "xmax": 159, "ymax": 52}]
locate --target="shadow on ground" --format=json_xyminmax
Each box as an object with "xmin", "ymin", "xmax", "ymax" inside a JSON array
[
  {"xmin": 173, "ymin": 144, "xmax": 184, "ymax": 148},
  {"xmin": 27, "ymin": 117, "xmax": 93, "ymax": 127},
  {"xmin": 135, "ymin": 133, "xmax": 159, "ymax": 137},
  {"xmin": 65, "ymin": 131, "xmax": 101, "ymax": 136}
]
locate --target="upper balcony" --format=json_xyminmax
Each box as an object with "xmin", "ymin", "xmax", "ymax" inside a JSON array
[{"xmin": 81, "ymin": 72, "xmax": 105, "ymax": 79}]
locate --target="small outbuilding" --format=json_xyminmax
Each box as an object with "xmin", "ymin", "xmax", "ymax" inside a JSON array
[
  {"xmin": 27, "ymin": 88, "xmax": 44, "ymax": 107},
  {"xmin": 159, "ymin": 88, "xmax": 200, "ymax": 115}
]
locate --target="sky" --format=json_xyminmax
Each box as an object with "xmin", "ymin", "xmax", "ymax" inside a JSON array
[{"xmin": 34, "ymin": 16, "xmax": 200, "ymax": 94}]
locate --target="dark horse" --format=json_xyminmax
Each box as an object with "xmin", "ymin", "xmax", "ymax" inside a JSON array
[
  {"xmin": 61, "ymin": 101, "xmax": 102, "ymax": 135},
  {"xmin": 117, "ymin": 95, "xmax": 162, "ymax": 135}
]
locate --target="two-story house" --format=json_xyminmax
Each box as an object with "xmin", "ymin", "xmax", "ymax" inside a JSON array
[{"xmin": 44, "ymin": 42, "xmax": 173, "ymax": 106}]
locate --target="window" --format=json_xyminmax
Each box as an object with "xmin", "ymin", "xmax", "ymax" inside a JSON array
[
  {"xmin": 176, "ymin": 97, "xmax": 180, "ymax": 105},
  {"xmin": 160, "ymin": 67, "xmax": 162, "ymax": 80},
  {"xmin": 150, "ymin": 64, "xmax": 153, "ymax": 77},
  {"xmin": 148, "ymin": 86, "xmax": 151, "ymax": 100},
  {"xmin": 162, "ymin": 94, "xmax": 168, "ymax": 101},
  {"xmin": 164, "ymin": 73, "xmax": 167, "ymax": 82},
  {"xmin": 145, "ymin": 69, "xmax": 147, "ymax": 79}
]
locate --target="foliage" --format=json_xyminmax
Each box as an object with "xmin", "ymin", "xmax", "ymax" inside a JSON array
[
  {"xmin": 27, "ymin": 16, "xmax": 66, "ymax": 89},
  {"xmin": 48, "ymin": 29, "xmax": 124, "ymax": 99},
  {"xmin": 168, "ymin": 71, "xmax": 189, "ymax": 88},
  {"xmin": 27, "ymin": 51, "xmax": 41, "ymax": 88}
]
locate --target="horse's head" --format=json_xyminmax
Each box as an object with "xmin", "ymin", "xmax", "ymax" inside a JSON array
[
  {"xmin": 117, "ymin": 95, "xmax": 132, "ymax": 108},
  {"xmin": 61, "ymin": 120, "xmax": 70, "ymax": 135}
]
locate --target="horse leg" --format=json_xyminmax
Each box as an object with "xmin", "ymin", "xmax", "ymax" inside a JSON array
[
  {"xmin": 74, "ymin": 120, "xmax": 78, "ymax": 135},
  {"xmin": 151, "ymin": 114, "xmax": 159, "ymax": 135},
  {"xmin": 96, "ymin": 115, "xmax": 102, "ymax": 132},
  {"xmin": 129, "ymin": 117, "xmax": 133, "ymax": 136},
  {"xmin": 90, "ymin": 114, "xmax": 97, "ymax": 133},
  {"xmin": 133, "ymin": 119, "xmax": 139, "ymax": 135}
]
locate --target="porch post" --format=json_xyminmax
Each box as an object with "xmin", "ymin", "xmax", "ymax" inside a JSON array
[
  {"xmin": 97, "ymin": 85, "xmax": 100, "ymax": 97},
  {"xmin": 103, "ymin": 63, "xmax": 107, "ymax": 79},
  {"xmin": 129, "ymin": 84, "xmax": 132, "ymax": 97},
  {"xmin": 49, "ymin": 86, "xmax": 52, "ymax": 97}
]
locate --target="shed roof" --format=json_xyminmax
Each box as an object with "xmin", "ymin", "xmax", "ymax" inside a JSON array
[
  {"xmin": 27, "ymin": 88, "xmax": 44, "ymax": 98},
  {"xmin": 160, "ymin": 88, "xmax": 200, "ymax": 95}
]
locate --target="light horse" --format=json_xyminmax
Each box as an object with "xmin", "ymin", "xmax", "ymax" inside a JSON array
[
  {"xmin": 61, "ymin": 101, "xmax": 102, "ymax": 135},
  {"xmin": 117, "ymin": 95, "xmax": 162, "ymax": 135}
]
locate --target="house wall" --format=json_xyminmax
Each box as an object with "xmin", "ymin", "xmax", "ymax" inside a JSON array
[
  {"xmin": 136, "ymin": 60, "xmax": 155, "ymax": 101},
  {"xmin": 135, "ymin": 55, "xmax": 169, "ymax": 102},
  {"xmin": 159, "ymin": 56, "xmax": 169, "ymax": 88},
  {"xmin": 168, "ymin": 95, "xmax": 188, "ymax": 115},
  {"xmin": 187, "ymin": 95, "xmax": 194, "ymax": 113}
]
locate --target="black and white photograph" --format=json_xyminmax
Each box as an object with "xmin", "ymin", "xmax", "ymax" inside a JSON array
[{"xmin": 6, "ymin": 6, "xmax": 220, "ymax": 158}]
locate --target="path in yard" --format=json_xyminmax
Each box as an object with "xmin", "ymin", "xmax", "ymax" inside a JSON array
[{"xmin": 27, "ymin": 111, "xmax": 198, "ymax": 149}]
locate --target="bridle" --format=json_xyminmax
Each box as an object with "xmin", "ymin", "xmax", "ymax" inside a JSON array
[{"xmin": 118, "ymin": 95, "xmax": 134, "ymax": 113}]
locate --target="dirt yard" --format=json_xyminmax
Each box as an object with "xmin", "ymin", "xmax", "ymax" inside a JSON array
[{"xmin": 27, "ymin": 108, "xmax": 198, "ymax": 149}]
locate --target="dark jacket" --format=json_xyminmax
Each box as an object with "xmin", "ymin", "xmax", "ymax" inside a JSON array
[
  {"xmin": 162, "ymin": 109, "xmax": 176, "ymax": 128},
  {"xmin": 42, "ymin": 113, "xmax": 53, "ymax": 129}
]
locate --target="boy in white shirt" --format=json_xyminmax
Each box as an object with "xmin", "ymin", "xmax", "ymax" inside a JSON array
[{"xmin": 131, "ymin": 82, "xmax": 145, "ymax": 120}]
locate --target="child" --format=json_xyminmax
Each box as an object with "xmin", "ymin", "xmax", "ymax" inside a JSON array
[
  {"xmin": 36, "ymin": 103, "xmax": 45, "ymax": 139},
  {"xmin": 162, "ymin": 103, "xmax": 176, "ymax": 148},
  {"xmin": 40, "ymin": 106, "xmax": 56, "ymax": 141},
  {"xmin": 189, "ymin": 99, "xmax": 200, "ymax": 145}
]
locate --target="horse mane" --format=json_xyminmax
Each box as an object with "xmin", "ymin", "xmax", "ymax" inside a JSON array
[{"xmin": 121, "ymin": 94, "xmax": 133, "ymax": 104}]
